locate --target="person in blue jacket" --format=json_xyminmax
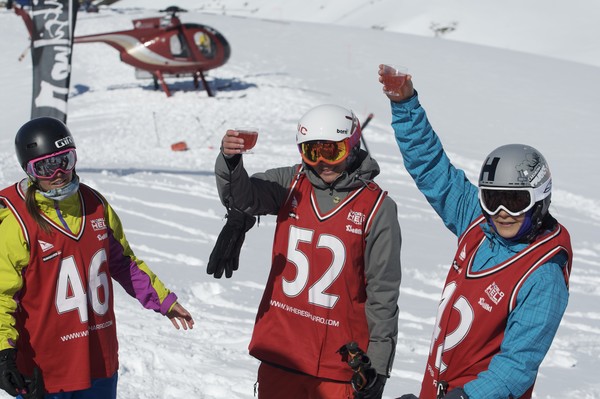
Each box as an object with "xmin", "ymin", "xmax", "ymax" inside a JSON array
[{"xmin": 378, "ymin": 66, "xmax": 573, "ymax": 399}]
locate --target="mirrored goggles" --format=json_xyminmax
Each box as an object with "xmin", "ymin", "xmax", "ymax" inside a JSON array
[
  {"xmin": 26, "ymin": 148, "xmax": 77, "ymax": 179},
  {"xmin": 479, "ymin": 187, "xmax": 535, "ymax": 217},
  {"xmin": 300, "ymin": 139, "xmax": 350, "ymax": 166}
]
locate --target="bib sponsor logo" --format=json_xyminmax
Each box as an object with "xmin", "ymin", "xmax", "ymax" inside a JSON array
[
  {"xmin": 485, "ymin": 282, "xmax": 505, "ymax": 305},
  {"xmin": 42, "ymin": 251, "xmax": 61, "ymax": 262},
  {"xmin": 478, "ymin": 297, "xmax": 493, "ymax": 312},
  {"xmin": 452, "ymin": 260, "xmax": 462, "ymax": 273},
  {"xmin": 347, "ymin": 210, "xmax": 365, "ymax": 225},
  {"xmin": 289, "ymin": 196, "xmax": 299, "ymax": 219},
  {"xmin": 459, "ymin": 244, "xmax": 467, "ymax": 261},
  {"xmin": 346, "ymin": 225, "xmax": 363, "ymax": 235},
  {"xmin": 38, "ymin": 240, "xmax": 54, "ymax": 252},
  {"xmin": 91, "ymin": 217, "xmax": 106, "ymax": 231}
]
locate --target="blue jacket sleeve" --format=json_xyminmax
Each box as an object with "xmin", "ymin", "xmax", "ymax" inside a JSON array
[{"xmin": 390, "ymin": 94, "xmax": 480, "ymax": 236}]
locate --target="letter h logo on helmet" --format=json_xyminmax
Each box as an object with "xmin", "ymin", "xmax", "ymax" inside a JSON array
[{"xmin": 480, "ymin": 157, "xmax": 500, "ymax": 183}]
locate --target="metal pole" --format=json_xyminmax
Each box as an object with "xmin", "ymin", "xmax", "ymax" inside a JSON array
[{"xmin": 360, "ymin": 113, "xmax": 373, "ymax": 154}]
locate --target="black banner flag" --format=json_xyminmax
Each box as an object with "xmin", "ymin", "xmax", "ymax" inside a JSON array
[{"xmin": 29, "ymin": 0, "xmax": 78, "ymax": 123}]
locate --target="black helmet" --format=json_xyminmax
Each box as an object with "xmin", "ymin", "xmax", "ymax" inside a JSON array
[{"xmin": 15, "ymin": 117, "xmax": 76, "ymax": 171}]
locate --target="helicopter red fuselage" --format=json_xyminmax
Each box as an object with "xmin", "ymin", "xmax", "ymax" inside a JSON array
[
  {"xmin": 73, "ymin": 15, "xmax": 231, "ymax": 96},
  {"xmin": 75, "ymin": 16, "xmax": 230, "ymax": 75}
]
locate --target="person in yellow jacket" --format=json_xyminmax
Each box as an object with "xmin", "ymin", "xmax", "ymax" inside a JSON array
[{"xmin": 0, "ymin": 117, "xmax": 194, "ymax": 399}]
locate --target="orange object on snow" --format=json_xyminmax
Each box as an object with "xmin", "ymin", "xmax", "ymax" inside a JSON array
[{"xmin": 171, "ymin": 141, "xmax": 189, "ymax": 151}]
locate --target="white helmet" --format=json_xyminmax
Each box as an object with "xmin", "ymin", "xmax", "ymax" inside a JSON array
[{"xmin": 296, "ymin": 104, "xmax": 361, "ymax": 148}]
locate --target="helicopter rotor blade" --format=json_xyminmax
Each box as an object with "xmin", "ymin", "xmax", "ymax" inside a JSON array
[{"xmin": 159, "ymin": 6, "xmax": 188, "ymax": 13}]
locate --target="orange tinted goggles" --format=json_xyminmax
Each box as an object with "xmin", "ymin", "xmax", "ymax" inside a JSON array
[{"xmin": 300, "ymin": 139, "xmax": 351, "ymax": 166}]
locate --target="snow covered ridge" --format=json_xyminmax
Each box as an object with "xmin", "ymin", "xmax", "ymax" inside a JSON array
[{"xmin": 114, "ymin": 0, "xmax": 600, "ymax": 68}]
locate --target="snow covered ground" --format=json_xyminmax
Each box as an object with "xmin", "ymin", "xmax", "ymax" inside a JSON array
[{"xmin": 0, "ymin": 1, "xmax": 599, "ymax": 398}]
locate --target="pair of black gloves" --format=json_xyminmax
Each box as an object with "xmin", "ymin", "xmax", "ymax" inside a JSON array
[
  {"xmin": 206, "ymin": 207, "xmax": 256, "ymax": 279},
  {"xmin": 0, "ymin": 349, "xmax": 44, "ymax": 398}
]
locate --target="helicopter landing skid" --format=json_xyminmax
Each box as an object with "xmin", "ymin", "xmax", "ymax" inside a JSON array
[
  {"xmin": 152, "ymin": 70, "xmax": 214, "ymax": 98},
  {"xmin": 194, "ymin": 70, "xmax": 214, "ymax": 97}
]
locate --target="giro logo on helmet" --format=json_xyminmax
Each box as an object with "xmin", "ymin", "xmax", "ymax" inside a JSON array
[{"xmin": 55, "ymin": 136, "xmax": 74, "ymax": 148}]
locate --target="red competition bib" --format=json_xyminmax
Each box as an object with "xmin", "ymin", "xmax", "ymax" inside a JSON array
[
  {"xmin": 420, "ymin": 216, "xmax": 572, "ymax": 399},
  {"xmin": 249, "ymin": 173, "xmax": 387, "ymax": 381}
]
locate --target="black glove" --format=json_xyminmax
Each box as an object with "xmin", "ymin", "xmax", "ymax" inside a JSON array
[
  {"xmin": 354, "ymin": 373, "xmax": 386, "ymax": 399},
  {"xmin": 338, "ymin": 342, "xmax": 386, "ymax": 399},
  {"xmin": 0, "ymin": 348, "xmax": 26, "ymax": 396},
  {"xmin": 207, "ymin": 208, "xmax": 256, "ymax": 278},
  {"xmin": 0, "ymin": 349, "xmax": 45, "ymax": 399},
  {"xmin": 443, "ymin": 388, "xmax": 469, "ymax": 399},
  {"xmin": 396, "ymin": 395, "xmax": 419, "ymax": 399},
  {"xmin": 22, "ymin": 367, "xmax": 45, "ymax": 399}
]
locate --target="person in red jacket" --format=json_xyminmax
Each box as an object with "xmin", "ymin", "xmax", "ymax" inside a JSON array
[{"xmin": 0, "ymin": 117, "xmax": 194, "ymax": 399}]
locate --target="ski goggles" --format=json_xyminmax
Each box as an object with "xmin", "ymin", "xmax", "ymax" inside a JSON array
[
  {"xmin": 479, "ymin": 187, "xmax": 536, "ymax": 217},
  {"xmin": 26, "ymin": 148, "xmax": 77, "ymax": 179},
  {"xmin": 299, "ymin": 139, "xmax": 351, "ymax": 166}
]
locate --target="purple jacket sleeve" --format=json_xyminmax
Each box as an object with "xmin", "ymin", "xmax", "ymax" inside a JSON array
[{"xmin": 107, "ymin": 229, "xmax": 177, "ymax": 315}]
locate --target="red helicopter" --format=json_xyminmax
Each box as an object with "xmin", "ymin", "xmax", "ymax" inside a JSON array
[
  {"xmin": 15, "ymin": 5, "xmax": 231, "ymax": 97},
  {"xmin": 74, "ymin": 6, "xmax": 231, "ymax": 97}
]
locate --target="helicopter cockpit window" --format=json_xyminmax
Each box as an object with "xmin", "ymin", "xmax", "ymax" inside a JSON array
[
  {"xmin": 194, "ymin": 32, "xmax": 215, "ymax": 58},
  {"xmin": 169, "ymin": 33, "xmax": 188, "ymax": 58}
]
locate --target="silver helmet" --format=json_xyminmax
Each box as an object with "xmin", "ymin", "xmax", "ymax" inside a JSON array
[
  {"xmin": 479, "ymin": 144, "xmax": 550, "ymax": 190},
  {"xmin": 478, "ymin": 144, "xmax": 553, "ymax": 240}
]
